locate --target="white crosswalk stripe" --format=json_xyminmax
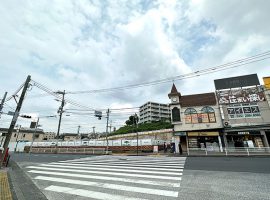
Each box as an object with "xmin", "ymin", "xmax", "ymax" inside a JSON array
[{"xmin": 26, "ymin": 156, "xmax": 186, "ymax": 200}]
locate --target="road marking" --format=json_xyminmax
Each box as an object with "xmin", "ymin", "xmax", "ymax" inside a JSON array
[
  {"xmin": 48, "ymin": 162, "xmax": 184, "ymax": 171},
  {"xmin": 58, "ymin": 158, "xmax": 186, "ymax": 163},
  {"xmin": 58, "ymin": 158, "xmax": 116, "ymax": 163},
  {"xmin": 64, "ymin": 162, "xmax": 185, "ymax": 168},
  {"xmin": 64, "ymin": 159, "xmax": 186, "ymax": 164},
  {"xmin": 71, "ymin": 161, "xmax": 186, "ymax": 166},
  {"xmin": 36, "ymin": 176, "xmax": 178, "ymax": 197},
  {"xmin": 29, "ymin": 170, "xmax": 181, "ymax": 187},
  {"xmin": 40, "ymin": 164, "xmax": 183, "ymax": 175},
  {"xmin": 45, "ymin": 185, "xmax": 148, "ymax": 200},
  {"xmin": 27, "ymin": 166, "xmax": 182, "ymax": 180}
]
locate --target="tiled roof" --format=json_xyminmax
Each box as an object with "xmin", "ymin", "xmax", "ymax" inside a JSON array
[{"xmin": 180, "ymin": 92, "xmax": 217, "ymax": 107}]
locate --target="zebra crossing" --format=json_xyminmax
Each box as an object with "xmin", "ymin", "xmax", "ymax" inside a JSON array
[{"xmin": 25, "ymin": 156, "xmax": 186, "ymax": 200}]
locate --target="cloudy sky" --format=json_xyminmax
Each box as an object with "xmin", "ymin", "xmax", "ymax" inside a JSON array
[{"xmin": 0, "ymin": 0, "xmax": 269, "ymax": 133}]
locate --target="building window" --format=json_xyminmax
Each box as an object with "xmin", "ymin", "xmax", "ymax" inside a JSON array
[
  {"xmin": 172, "ymin": 107, "xmax": 181, "ymax": 122},
  {"xmin": 14, "ymin": 134, "xmax": 16, "ymax": 137},
  {"xmin": 184, "ymin": 108, "xmax": 198, "ymax": 123},
  {"xmin": 201, "ymin": 106, "xmax": 216, "ymax": 123},
  {"xmin": 23, "ymin": 134, "xmax": 26, "ymax": 138}
]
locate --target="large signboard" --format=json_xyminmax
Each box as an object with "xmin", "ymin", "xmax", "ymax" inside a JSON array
[
  {"xmin": 217, "ymin": 86, "xmax": 265, "ymax": 104},
  {"xmin": 227, "ymin": 103, "xmax": 261, "ymax": 119},
  {"xmin": 214, "ymin": 74, "xmax": 260, "ymax": 90},
  {"xmin": 263, "ymin": 77, "xmax": 270, "ymax": 89}
]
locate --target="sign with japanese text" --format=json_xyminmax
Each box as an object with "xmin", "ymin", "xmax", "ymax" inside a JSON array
[
  {"xmin": 227, "ymin": 103, "xmax": 261, "ymax": 119},
  {"xmin": 217, "ymin": 86, "xmax": 265, "ymax": 105}
]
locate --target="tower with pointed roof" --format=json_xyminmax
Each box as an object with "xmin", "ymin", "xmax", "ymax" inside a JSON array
[{"xmin": 168, "ymin": 83, "xmax": 181, "ymax": 104}]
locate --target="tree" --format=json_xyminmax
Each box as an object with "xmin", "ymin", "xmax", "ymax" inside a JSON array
[{"xmin": 125, "ymin": 114, "xmax": 139, "ymax": 126}]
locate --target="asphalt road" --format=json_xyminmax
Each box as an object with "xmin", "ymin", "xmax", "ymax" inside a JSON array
[{"xmin": 11, "ymin": 154, "xmax": 270, "ymax": 200}]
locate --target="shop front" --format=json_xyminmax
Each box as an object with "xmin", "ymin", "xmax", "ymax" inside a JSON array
[
  {"xmin": 225, "ymin": 130, "xmax": 267, "ymax": 148},
  {"xmin": 174, "ymin": 132, "xmax": 187, "ymax": 153},
  {"xmin": 187, "ymin": 131, "xmax": 223, "ymax": 152}
]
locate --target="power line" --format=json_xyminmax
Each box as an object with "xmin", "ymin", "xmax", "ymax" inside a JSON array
[
  {"xmin": 65, "ymin": 51, "xmax": 270, "ymax": 94},
  {"xmin": 31, "ymin": 80, "xmax": 96, "ymax": 111}
]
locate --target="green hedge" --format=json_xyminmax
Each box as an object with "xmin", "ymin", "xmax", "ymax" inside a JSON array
[{"xmin": 108, "ymin": 121, "xmax": 173, "ymax": 136}]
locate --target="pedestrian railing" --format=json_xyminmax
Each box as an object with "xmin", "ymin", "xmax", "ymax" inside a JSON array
[{"xmin": 187, "ymin": 147, "xmax": 270, "ymax": 156}]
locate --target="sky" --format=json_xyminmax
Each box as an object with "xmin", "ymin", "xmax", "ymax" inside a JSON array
[{"xmin": 0, "ymin": 0, "xmax": 269, "ymax": 134}]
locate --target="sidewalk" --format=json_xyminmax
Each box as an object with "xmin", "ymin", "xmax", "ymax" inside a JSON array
[
  {"xmin": 0, "ymin": 169, "xmax": 12, "ymax": 200},
  {"xmin": 5, "ymin": 160, "xmax": 48, "ymax": 200}
]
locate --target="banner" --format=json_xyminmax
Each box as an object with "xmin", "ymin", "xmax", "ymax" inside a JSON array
[{"xmin": 217, "ymin": 86, "xmax": 265, "ymax": 104}]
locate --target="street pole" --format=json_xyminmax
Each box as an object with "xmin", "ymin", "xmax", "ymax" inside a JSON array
[
  {"xmin": 77, "ymin": 125, "xmax": 81, "ymax": 141},
  {"xmin": 56, "ymin": 90, "xmax": 65, "ymax": 140},
  {"xmin": 105, "ymin": 108, "xmax": 110, "ymax": 154},
  {"xmin": 0, "ymin": 92, "xmax": 8, "ymax": 119},
  {"xmin": 92, "ymin": 126, "xmax": 95, "ymax": 139},
  {"xmin": 0, "ymin": 92, "xmax": 7, "ymax": 147},
  {"xmin": 1, "ymin": 75, "xmax": 31, "ymax": 167},
  {"xmin": 29, "ymin": 117, "xmax": 39, "ymax": 154},
  {"xmin": 14, "ymin": 125, "xmax": 21, "ymax": 153},
  {"xmin": 134, "ymin": 113, "xmax": 139, "ymax": 156}
]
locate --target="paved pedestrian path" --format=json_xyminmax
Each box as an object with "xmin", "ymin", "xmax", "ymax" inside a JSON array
[
  {"xmin": 25, "ymin": 156, "xmax": 186, "ymax": 200},
  {"xmin": 0, "ymin": 170, "xmax": 12, "ymax": 200}
]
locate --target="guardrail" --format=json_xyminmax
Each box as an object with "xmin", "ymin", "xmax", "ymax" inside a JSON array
[
  {"xmin": 187, "ymin": 147, "xmax": 270, "ymax": 156},
  {"xmin": 30, "ymin": 147, "xmax": 112, "ymax": 155}
]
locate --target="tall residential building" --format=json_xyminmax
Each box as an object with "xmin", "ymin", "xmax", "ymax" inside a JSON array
[{"xmin": 139, "ymin": 101, "xmax": 170, "ymax": 123}]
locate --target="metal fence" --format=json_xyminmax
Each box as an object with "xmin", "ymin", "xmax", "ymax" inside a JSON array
[{"xmin": 187, "ymin": 147, "xmax": 270, "ymax": 156}]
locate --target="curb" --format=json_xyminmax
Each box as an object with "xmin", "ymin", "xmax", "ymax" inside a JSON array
[{"xmin": 8, "ymin": 160, "xmax": 48, "ymax": 200}]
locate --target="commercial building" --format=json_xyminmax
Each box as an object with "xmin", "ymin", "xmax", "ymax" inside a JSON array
[
  {"xmin": 215, "ymin": 74, "xmax": 270, "ymax": 149},
  {"xmin": 139, "ymin": 101, "xmax": 170, "ymax": 123},
  {"xmin": 168, "ymin": 84, "xmax": 224, "ymax": 154},
  {"xmin": 168, "ymin": 74, "xmax": 270, "ymax": 154}
]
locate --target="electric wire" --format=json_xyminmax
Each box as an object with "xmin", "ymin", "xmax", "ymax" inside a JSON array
[{"xmin": 66, "ymin": 51, "xmax": 270, "ymax": 94}]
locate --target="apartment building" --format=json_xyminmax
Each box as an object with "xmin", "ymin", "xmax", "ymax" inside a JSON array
[
  {"xmin": 43, "ymin": 132, "xmax": 56, "ymax": 141},
  {"xmin": 139, "ymin": 101, "xmax": 170, "ymax": 123}
]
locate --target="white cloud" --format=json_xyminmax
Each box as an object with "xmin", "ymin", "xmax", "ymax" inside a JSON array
[{"xmin": 0, "ymin": 0, "xmax": 269, "ymax": 132}]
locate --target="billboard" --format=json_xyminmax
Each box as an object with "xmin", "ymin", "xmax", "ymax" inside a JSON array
[
  {"xmin": 227, "ymin": 103, "xmax": 261, "ymax": 119},
  {"xmin": 263, "ymin": 77, "xmax": 270, "ymax": 90},
  {"xmin": 217, "ymin": 86, "xmax": 265, "ymax": 104},
  {"xmin": 214, "ymin": 74, "xmax": 260, "ymax": 90}
]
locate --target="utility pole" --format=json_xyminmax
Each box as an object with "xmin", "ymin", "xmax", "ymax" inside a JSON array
[
  {"xmin": 0, "ymin": 92, "xmax": 8, "ymax": 119},
  {"xmin": 105, "ymin": 108, "xmax": 110, "ymax": 154},
  {"xmin": 77, "ymin": 125, "xmax": 81, "ymax": 134},
  {"xmin": 109, "ymin": 121, "xmax": 112, "ymax": 134},
  {"xmin": 56, "ymin": 90, "xmax": 65, "ymax": 140},
  {"xmin": 1, "ymin": 75, "xmax": 31, "ymax": 167},
  {"xmin": 134, "ymin": 113, "xmax": 139, "ymax": 156},
  {"xmin": 14, "ymin": 125, "xmax": 21, "ymax": 152},
  {"xmin": 77, "ymin": 125, "xmax": 81, "ymax": 140},
  {"xmin": 92, "ymin": 126, "xmax": 95, "ymax": 139}
]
